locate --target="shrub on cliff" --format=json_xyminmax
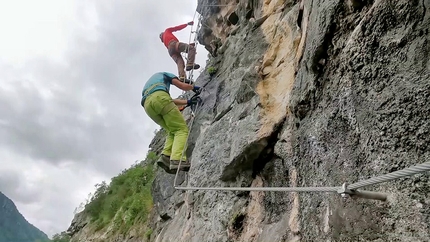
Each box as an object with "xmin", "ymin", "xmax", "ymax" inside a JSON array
[
  {"xmin": 83, "ymin": 151, "xmax": 157, "ymax": 233},
  {"xmin": 51, "ymin": 232, "xmax": 71, "ymax": 242}
]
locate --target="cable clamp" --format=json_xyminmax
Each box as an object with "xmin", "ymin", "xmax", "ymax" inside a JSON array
[{"xmin": 337, "ymin": 183, "xmax": 387, "ymax": 201}]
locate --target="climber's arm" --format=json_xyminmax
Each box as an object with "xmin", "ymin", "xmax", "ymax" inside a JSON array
[
  {"xmin": 165, "ymin": 23, "xmax": 188, "ymax": 32},
  {"xmin": 172, "ymin": 78, "xmax": 194, "ymax": 91},
  {"xmin": 172, "ymin": 99, "xmax": 188, "ymax": 106}
]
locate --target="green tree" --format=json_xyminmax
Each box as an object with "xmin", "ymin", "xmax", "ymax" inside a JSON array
[{"xmin": 81, "ymin": 153, "xmax": 158, "ymax": 233}]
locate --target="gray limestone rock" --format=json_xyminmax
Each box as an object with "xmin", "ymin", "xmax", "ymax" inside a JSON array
[
  {"xmin": 68, "ymin": 0, "xmax": 430, "ymax": 241},
  {"xmin": 151, "ymin": 0, "xmax": 430, "ymax": 241}
]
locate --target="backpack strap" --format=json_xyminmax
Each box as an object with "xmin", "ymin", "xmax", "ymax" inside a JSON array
[
  {"xmin": 141, "ymin": 74, "xmax": 178, "ymax": 107},
  {"xmin": 143, "ymin": 82, "xmax": 165, "ymax": 96},
  {"xmin": 141, "ymin": 81, "xmax": 167, "ymax": 107}
]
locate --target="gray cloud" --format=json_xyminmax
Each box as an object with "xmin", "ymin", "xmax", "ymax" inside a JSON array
[
  {"xmin": 0, "ymin": 0, "xmax": 207, "ymax": 237},
  {"xmin": 0, "ymin": 170, "xmax": 22, "ymax": 199}
]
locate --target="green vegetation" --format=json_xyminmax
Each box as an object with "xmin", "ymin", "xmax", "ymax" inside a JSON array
[
  {"xmin": 82, "ymin": 151, "xmax": 158, "ymax": 234},
  {"xmin": 207, "ymin": 66, "xmax": 218, "ymax": 76},
  {"xmin": 146, "ymin": 150, "xmax": 158, "ymax": 162},
  {"xmin": 145, "ymin": 228, "xmax": 153, "ymax": 240},
  {"xmin": 51, "ymin": 232, "xmax": 71, "ymax": 242}
]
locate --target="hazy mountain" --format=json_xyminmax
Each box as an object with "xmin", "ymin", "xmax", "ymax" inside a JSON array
[{"xmin": 0, "ymin": 191, "xmax": 49, "ymax": 242}]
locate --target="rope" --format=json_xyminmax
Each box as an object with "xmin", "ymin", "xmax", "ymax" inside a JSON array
[{"xmin": 348, "ymin": 161, "xmax": 430, "ymax": 190}]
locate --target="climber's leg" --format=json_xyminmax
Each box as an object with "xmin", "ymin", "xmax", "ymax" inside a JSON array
[
  {"xmin": 162, "ymin": 106, "xmax": 189, "ymax": 163},
  {"xmin": 143, "ymin": 91, "xmax": 176, "ymax": 157},
  {"xmin": 177, "ymin": 42, "xmax": 200, "ymax": 71},
  {"xmin": 168, "ymin": 41, "xmax": 187, "ymax": 82},
  {"xmin": 144, "ymin": 92, "xmax": 181, "ymax": 173}
]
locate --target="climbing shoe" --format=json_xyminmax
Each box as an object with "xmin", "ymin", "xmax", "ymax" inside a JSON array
[
  {"xmin": 186, "ymin": 63, "xmax": 201, "ymax": 71},
  {"xmin": 169, "ymin": 160, "xmax": 190, "ymax": 172},
  {"xmin": 157, "ymin": 155, "xmax": 173, "ymax": 173}
]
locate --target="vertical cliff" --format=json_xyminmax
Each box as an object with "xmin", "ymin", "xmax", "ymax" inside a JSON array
[
  {"xmin": 150, "ymin": 0, "xmax": 430, "ymax": 241},
  {"xmin": 66, "ymin": 0, "xmax": 429, "ymax": 241}
]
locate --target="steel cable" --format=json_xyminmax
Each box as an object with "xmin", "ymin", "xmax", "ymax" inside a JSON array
[
  {"xmin": 175, "ymin": 185, "xmax": 340, "ymax": 192},
  {"xmin": 348, "ymin": 161, "xmax": 430, "ymax": 190},
  {"xmin": 173, "ymin": 9, "xmax": 204, "ymax": 187},
  {"xmin": 173, "ymin": 97, "xmax": 202, "ymax": 188}
]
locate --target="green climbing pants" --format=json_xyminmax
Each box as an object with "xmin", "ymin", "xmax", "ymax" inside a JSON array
[{"xmin": 144, "ymin": 91, "xmax": 188, "ymax": 161}]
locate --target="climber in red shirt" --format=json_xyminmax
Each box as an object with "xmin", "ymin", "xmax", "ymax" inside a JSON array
[{"xmin": 160, "ymin": 21, "xmax": 200, "ymax": 83}]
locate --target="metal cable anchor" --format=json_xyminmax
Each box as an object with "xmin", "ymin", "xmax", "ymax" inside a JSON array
[{"xmin": 337, "ymin": 183, "xmax": 387, "ymax": 201}]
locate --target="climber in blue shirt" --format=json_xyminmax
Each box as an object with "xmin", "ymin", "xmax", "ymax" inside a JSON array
[{"xmin": 141, "ymin": 72, "xmax": 201, "ymax": 173}]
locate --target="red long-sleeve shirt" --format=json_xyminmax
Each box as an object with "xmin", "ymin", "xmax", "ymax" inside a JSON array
[{"xmin": 162, "ymin": 23, "xmax": 188, "ymax": 48}]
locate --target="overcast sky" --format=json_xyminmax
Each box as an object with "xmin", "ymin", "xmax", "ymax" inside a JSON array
[{"xmin": 0, "ymin": 0, "xmax": 207, "ymax": 237}]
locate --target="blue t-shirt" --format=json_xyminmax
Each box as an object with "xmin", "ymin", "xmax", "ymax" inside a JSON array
[{"xmin": 141, "ymin": 72, "xmax": 177, "ymax": 105}]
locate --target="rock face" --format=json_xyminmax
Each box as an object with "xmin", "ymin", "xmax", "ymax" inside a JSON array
[
  {"xmin": 0, "ymin": 192, "xmax": 49, "ymax": 242},
  {"xmin": 149, "ymin": 0, "xmax": 430, "ymax": 242},
  {"xmin": 66, "ymin": 0, "xmax": 429, "ymax": 241}
]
